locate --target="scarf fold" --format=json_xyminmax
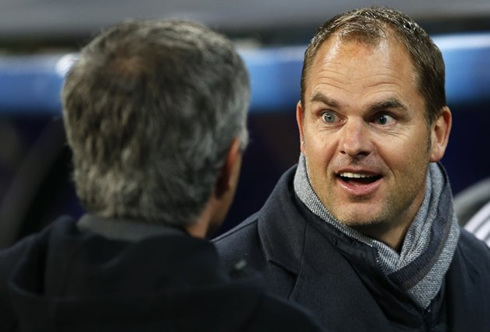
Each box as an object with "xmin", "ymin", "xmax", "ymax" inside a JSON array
[{"xmin": 293, "ymin": 154, "xmax": 460, "ymax": 309}]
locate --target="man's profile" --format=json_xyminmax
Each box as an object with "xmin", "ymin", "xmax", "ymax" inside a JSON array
[
  {"xmin": 215, "ymin": 7, "xmax": 490, "ymax": 331},
  {"xmin": 0, "ymin": 20, "xmax": 325, "ymax": 331}
]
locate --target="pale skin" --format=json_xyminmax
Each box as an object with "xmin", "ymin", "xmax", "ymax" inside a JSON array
[
  {"xmin": 297, "ymin": 34, "xmax": 451, "ymax": 251},
  {"xmin": 185, "ymin": 137, "xmax": 243, "ymax": 239}
]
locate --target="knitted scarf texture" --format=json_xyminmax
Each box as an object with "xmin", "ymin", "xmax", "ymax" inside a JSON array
[{"xmin": 293, "ymin": 154, "xmax": 460, "ymax": 309}]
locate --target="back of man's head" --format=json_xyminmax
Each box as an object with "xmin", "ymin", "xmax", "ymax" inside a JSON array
[{"xmin": 62, "ymin": 20, "xmax": 250, "ymax": 227}]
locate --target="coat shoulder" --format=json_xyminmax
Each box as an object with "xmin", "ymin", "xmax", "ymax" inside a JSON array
[
  {"xmin": 248, "ymin": 292, "xmax": 327, "ymax": 332},
  {"xmin": 457, "ymin": 227, "xmax": 490, "ymax": 262},
  {"xmin": 213, "ymin": 212, "xmax": 267, "ymax": 274}
]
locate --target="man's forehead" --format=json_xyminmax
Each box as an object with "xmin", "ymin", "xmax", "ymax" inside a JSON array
[
  {"xmin": 306, "ymin": 35, "xmax": 416, "ymax": 90},
  {"xmin": 301, "ymin": 37, "xmax": 425, "ymax": 115},
  {"xmin": 312, "ymin": 26, "xmax": 410, "ymax": 63}
]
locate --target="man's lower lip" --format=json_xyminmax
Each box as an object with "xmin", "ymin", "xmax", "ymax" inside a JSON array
[{"xmin": 337, "ymin": 177, "xmax": 383, "ymax": 196}]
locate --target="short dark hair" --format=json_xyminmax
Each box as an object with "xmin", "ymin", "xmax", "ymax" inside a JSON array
[
  {"xmin": 301, "ymin": 7, "xmax": 446, "ymax": 124},
  {"xmin": 62, "ymin": 20, "xmax": 250, "ymax": 226}
]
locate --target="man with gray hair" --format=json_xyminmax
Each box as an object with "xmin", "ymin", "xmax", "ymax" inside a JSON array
[
  {"xmin": 0, "ymin": 20, "xmax": 324, "ymax": 331},
  {"xmin": 215, "ymin": 7, "xmax": 490, "ymax": 331}
]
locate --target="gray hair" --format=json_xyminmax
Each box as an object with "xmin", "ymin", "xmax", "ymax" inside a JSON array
[
  {"xmin": 62, "ymin": 20, "xmax": 250, "ymax": 226},
  {"xmin": 301, "ymin": 7, "xmax": 446, "ymax": 124}
]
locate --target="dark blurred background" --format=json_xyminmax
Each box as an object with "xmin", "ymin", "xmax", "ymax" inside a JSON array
[
  {"xmin": 1, "ymin": 0, "xmax": 490, "ymax": 50},
  {"xmin": 0, "ymin": 0, "xmax": 489, "ymax": 247}
]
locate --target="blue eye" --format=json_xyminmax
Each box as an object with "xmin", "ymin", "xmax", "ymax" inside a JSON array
[
  {"xmin": 375, "ymin": 114, "xmax": 395, "ymax": 125},
  {"xmin": 322, "ymin": 112, "xmax": 337, "ymax": 123}
]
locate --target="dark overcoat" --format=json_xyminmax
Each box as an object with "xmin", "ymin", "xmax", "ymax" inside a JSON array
[
  {"xmin": 0, "ymin": 216, "xmax": 325, "ymax": 332},
  {"xmin": 214, "ymin": 166, "xmax": 490, "ymax": 331}
]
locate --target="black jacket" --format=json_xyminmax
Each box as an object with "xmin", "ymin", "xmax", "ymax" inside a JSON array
[
  {"xmin": 0, "ymin": 216, "xmax": 326, "ymax": 332},
  {"xmin": 214, "ymin": 166, "xmax": 490, "ymax": 331}
]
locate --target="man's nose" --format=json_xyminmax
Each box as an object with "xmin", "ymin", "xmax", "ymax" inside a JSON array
[{"xmin": 339, "ymin": 119, "xmax": 372, "ymax": 158}]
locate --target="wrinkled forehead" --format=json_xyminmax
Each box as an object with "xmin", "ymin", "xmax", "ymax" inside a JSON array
[
  {"xmin": 311, "ymin": 32, "xmax": 413, "ymax": 74},
  {"xmin": 306, "ymin": 29, "xmax": 415, "ymax": 85},
  {"xmin": 302, "ymin": 35, "xmax": 421, "ymax": 110}
]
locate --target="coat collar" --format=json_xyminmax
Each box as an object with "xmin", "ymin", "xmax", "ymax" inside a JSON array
[
  {"xmin": 256, "ymin": 165, "xmax": 380, "ymax": 275},
  {"xmin": 256, "ymin": 166, "xmax": 426, "ymax": 329},
  {"xmin": 257, "ymin": 166, "xmax": 307, "ymax": 275},
  {"xmin": 253, "ymin": 164, "xmax": 489, "ymax": 330},
  {"xmin": 77, "ymin": 213, "xmax": 188, "ymax": 242}
]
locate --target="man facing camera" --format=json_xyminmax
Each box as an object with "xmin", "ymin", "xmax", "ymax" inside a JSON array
[
  {"xmin": 0, "ymin": 20, "xmax": 325, "ymax": 331},
  {"xmin": 215, "ymin": 7, "xmax": 490, "ymax": 331}
]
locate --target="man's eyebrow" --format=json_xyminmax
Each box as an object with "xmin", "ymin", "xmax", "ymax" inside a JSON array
[
  {"xmin": 369, "ymin": 99, "xmax": 408, "ymax": 112},
  {"xmin": 309, "ymin": 92, "xmax": 340, "ymax": 108},
  {"xmin": 309, "ymin": 93, "xmax": 408, "ymax": 113}
]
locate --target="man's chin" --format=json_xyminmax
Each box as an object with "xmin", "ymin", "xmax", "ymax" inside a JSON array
[
  {"xmin": 332, "ymin": 207, "xmax": 382, "ymax": 225},
  {"xmin": 334, "ymin": 212, "xmax": 389, "ymax": 232},
  {"xmin": 342, "ymin": 217, "xmax": 398, "ymax": 241}
]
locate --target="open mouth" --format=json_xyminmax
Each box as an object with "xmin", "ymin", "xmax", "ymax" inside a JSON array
[{"xmin": 337, "ymin": 172, "xmax": 382, "ymax": 185}]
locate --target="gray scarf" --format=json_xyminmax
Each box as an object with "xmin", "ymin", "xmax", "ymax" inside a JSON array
[{"xmin": 294, "ymin": 154, "xmax": 460, "ymax": 309}]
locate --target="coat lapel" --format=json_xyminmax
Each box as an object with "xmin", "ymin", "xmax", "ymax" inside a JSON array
[{"xmin": 256, "ymin": 167, "xmax": 390, "ymax": 330}]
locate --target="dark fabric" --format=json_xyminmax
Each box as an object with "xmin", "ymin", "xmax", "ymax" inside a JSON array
[
  {"xmin": 214, "ymin": 166, "xmax": 490, "ymax": 332},
  {"xmin": 0, "ymin": 216, "xmax": 326, "ymax": 332}
]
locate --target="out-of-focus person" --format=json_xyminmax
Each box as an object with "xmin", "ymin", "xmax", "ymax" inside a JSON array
[
  {"xmin": 455, "ymin": 177, "xmax": 490, "ymax": 246},
  {"xmin": 0, "ymin": 20, "xmax": 325, "ymax": 332}
]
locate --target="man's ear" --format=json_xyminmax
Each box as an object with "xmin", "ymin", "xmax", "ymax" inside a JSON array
[
  {"xmin": 215, "ymin": 137, "xmax": 242, "ymax": 199},
  {"xmin": 430, "ymin": 106, "xmax": 452, "ymax": 162},
  {"xmin": 296, "ymin": 101, "xmax": 306, "ymax": 154}
]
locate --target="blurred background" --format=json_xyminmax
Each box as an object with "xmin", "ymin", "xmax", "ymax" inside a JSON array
[{"xmin": 0, "ymin": 0, "xmax": 489, "ymax": 247}]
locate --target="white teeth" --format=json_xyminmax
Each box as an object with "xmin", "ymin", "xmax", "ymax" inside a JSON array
[{"xmin": 339, "ymin": 172, "xmax": 375, "ymax": 179}]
